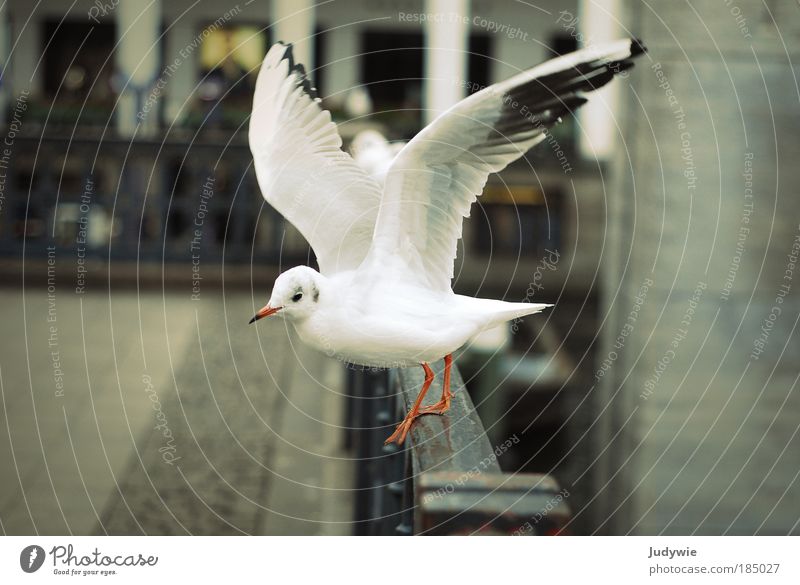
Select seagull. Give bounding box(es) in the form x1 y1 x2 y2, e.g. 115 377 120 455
248 39 646 445
349 129 406 185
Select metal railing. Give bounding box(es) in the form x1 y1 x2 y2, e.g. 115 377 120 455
346 361 570 535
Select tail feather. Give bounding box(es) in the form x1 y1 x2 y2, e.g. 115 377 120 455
456 295 553 328
493 301 553 324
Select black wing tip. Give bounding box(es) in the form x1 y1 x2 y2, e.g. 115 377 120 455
606 39 646 79
567 94 588 110
277 40 320 100
630 38 648 57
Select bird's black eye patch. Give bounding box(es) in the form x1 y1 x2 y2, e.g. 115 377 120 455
291 292 303 303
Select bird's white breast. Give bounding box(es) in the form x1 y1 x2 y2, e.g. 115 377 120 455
291 276 481 368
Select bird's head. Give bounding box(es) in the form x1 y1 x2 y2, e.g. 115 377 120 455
249 265 324 324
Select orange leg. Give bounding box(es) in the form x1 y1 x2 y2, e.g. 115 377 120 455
419 354 454 415
384 363 435 446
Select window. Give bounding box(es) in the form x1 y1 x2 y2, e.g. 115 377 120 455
360 29 494 134
42 20 116 104
184 23 268 130
361 30 423 112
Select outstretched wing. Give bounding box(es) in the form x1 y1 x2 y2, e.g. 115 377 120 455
249 42 383 275
366 38 646 291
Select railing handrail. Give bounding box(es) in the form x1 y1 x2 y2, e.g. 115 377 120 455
348 361 571 535
395 362 499 476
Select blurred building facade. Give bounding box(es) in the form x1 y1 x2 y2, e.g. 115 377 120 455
0 0 604 281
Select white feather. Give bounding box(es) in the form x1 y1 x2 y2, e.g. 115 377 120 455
249 43 383 275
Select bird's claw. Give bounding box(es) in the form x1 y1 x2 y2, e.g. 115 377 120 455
419 398 451 416
384 416 417 445
385 398 453 444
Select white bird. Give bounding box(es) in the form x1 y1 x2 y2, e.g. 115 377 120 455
349 129 405 185
249 39 646 445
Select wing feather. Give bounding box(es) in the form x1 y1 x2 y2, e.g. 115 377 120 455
367 38 646 290
249 43 383 275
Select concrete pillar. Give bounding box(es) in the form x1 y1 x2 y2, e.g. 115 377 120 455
10 2 41 98
423 0 470 125
0 1 11 118
577 0 623 160
322 24 358 99
115 0 162 137
596 0 800 535
575 0 627 533
163 20 194 127
271 0 315 72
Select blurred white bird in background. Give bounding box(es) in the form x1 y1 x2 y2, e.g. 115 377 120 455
343 85 373 118
248 39 646 445
349 129 406 185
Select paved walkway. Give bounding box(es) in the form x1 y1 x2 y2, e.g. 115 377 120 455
0 288 353 535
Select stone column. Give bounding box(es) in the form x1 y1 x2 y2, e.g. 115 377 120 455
10 2 41 98
577 0 623 160
162 19 194 128
271 0 315 72
322 24 358 99
0 2 9 117
423 0 470 126
115 0 162 137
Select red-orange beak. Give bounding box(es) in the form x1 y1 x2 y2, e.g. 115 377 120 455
249 305 281 324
